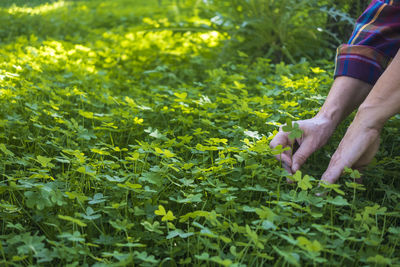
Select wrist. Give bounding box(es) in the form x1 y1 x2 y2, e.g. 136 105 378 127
308 115 337 141
314 106 343 129
315 76 373 127
355 104 386 131
314 110 341 128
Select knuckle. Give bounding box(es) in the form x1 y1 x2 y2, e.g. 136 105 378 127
269 141 276 148
269 133 287 148
294 152 308 163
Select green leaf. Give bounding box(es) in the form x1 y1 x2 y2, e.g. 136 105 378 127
174 92 187 99
366 255 392 265
282 118 293 132
195 252 210 260
65 191 89 202
326 195 349 206
273 246 300 266
58 231 85 242
58 215 87 227
0 143 14 156
154 205 166 216
88 193 107 204
270 144 290 155
36 155 54 168
288 127 302 140
297 236 323 253
179 210 210 222
77 165 96 176
166 229 194 239
298 175 312 190
292 170 302 182
162 211 176 221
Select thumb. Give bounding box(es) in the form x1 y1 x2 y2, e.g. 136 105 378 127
321 164 344 184
291 138 315 173
321 151 346 184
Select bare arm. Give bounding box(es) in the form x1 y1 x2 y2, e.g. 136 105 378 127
316 76 372 128
322 50 400 183
357 50 400 127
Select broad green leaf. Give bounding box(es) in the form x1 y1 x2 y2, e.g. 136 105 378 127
154 205 166 216
0 143 14 156
270 144 290 155
366 255 392 265
125 182 142 189
58 215 87 227
292 170 302 182
134 117 143 125
79 110 94 119
174 92 187 99
65 191 89 202
163 149 175 158
326 195 349 206
180 210 210 222
36 155 55 168
162 211 176 221
282 118 293 132
91 148 110 156
298 175 312 190
297 236 322 253
273 246 300 266
77 165 96 176
125 96 137 107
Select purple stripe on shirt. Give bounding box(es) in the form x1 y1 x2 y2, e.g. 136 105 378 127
334 0 400 84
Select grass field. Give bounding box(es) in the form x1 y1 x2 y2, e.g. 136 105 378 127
0 0 399 266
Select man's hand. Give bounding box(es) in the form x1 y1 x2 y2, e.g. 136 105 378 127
269 76 372 176
321 116 380 184
269 117 336 174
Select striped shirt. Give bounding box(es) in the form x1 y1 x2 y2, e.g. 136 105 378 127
334 0 400 84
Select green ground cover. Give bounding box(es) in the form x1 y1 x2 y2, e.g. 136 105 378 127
0 0 399 266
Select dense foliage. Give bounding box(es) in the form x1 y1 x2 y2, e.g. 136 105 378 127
0 0 399 266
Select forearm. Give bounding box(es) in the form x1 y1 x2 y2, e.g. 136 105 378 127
321 51 400 184
316 76 373 127
356 50 400 129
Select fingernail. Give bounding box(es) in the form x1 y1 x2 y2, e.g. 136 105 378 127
292 164 299 172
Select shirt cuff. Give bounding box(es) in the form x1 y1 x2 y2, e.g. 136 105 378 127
334 44 392 85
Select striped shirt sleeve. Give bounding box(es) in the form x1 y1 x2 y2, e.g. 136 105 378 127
334 0 400 85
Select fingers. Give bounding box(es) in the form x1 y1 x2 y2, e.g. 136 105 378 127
291 137 316 173
282 159 293 175
352 137 380 184
352 136 380 169
321 160 345 184
321 127 380 184
269 131 291 149
321 141 359 184
270 131 293 172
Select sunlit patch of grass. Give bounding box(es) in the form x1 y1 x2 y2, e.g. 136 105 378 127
6 0 68 15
